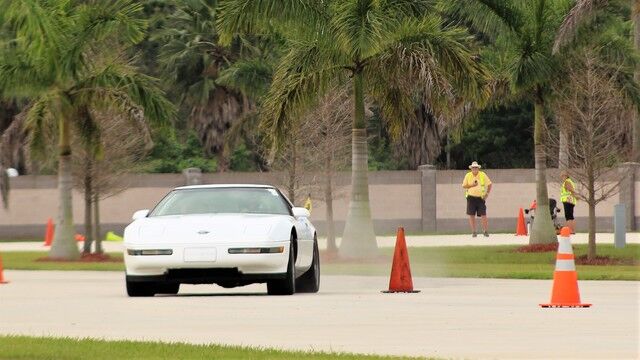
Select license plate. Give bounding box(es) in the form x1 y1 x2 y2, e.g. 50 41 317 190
183 248 217 262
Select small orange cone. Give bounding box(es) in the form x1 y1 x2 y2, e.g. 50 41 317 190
75 234 85 242
515 208 528 236
43 218 54 247
0 254 9 284
540 227 591 308
382 227 420 293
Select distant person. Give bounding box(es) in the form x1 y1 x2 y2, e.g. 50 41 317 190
304 193 312 213
462 161 492 237
560 171 577 233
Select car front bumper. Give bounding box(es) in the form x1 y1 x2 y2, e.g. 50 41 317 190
124 240 290 279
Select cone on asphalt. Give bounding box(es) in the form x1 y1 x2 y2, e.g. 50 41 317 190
0 254 9 284
540 227 591 308
516 208 528 236
43 218 54 246
382 227 420 293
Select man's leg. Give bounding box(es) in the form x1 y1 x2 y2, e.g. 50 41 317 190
567 219 576 233
481 215 489 232
468 216 477 235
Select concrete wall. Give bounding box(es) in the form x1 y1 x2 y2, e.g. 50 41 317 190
1 167 638 238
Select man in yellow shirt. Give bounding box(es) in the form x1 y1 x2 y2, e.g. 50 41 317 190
462 161 492 237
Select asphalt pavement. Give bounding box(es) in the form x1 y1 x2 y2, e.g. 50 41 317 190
0 271 638 359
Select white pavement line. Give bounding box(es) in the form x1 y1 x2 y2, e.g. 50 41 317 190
0 271 638 359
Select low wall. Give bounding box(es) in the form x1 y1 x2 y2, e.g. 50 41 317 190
1 167 638 238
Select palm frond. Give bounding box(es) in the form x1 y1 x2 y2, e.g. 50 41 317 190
24 94 54 159
216 0 329 44
4 0 67 60
71 62 176 126
329 0 391 60
443 0 524 39
377 17 490 104
553 0 610 53
260 38 345 150
216 58 273 99
64 0 147 77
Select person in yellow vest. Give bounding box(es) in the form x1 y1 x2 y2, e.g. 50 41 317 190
462 161 492 237
304 193 312 214
560 171 577 233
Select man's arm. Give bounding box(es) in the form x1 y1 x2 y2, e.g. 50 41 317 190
485 183 492 198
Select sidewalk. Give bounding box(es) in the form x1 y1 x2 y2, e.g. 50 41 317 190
1 232 638 253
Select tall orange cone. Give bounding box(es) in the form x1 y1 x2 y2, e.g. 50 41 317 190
515 208 528 236
382 227 420 293
43 218 54 247
0 254 9 284
540 227 591 308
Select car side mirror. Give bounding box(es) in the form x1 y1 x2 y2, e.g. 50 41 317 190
132 209 150 221
292 207 310 218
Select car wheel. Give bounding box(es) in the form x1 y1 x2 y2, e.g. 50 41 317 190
156 282 180 295
295 237 320 293
267 239 296 295
126 279 156 297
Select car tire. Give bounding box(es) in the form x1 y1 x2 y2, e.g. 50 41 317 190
156 282 180 295
295 237 320 293
267 239 295 295
126 279 156 297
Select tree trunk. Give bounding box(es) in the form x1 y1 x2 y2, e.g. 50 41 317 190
287 134 297 204
558 124 569 170
529 98 557 244
94 190 102 254
587 199 596 260
633 7 640 162
324 152 337 254
50 118 80 260
587 161 596 260
339 70 377 258
82 159 93 254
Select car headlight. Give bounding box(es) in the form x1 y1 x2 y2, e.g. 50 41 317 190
127 249 173 256
228 246 285 254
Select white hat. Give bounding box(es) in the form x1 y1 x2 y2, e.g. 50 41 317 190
469 161 481 169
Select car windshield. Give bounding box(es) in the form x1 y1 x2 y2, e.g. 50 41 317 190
149 187 291 216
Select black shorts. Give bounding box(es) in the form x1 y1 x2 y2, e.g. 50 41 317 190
467 196 486 216
563 202 575 221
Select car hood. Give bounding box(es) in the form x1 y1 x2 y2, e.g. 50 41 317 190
128 213 289 244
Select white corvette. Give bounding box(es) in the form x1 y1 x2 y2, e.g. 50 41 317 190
123 184 319 297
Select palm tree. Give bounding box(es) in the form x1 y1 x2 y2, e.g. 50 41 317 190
0 0 174 260
217 0 488 258
447 0 632 244
155 0 257 170
448 0 633 244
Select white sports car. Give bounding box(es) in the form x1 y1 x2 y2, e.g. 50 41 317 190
123 184 319 297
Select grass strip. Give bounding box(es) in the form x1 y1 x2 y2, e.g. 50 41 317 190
1 245 638 280
0 335 429 360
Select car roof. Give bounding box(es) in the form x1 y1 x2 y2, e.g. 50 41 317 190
174 184 276 191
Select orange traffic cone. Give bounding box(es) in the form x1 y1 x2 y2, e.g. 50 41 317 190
0 254 9 284
540 227 591 308
43 218 54 246
515 208 528 236
382 227 420 293
75 234 85 242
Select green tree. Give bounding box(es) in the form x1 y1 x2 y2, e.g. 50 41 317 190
0 0 174 260
218 0 488 258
